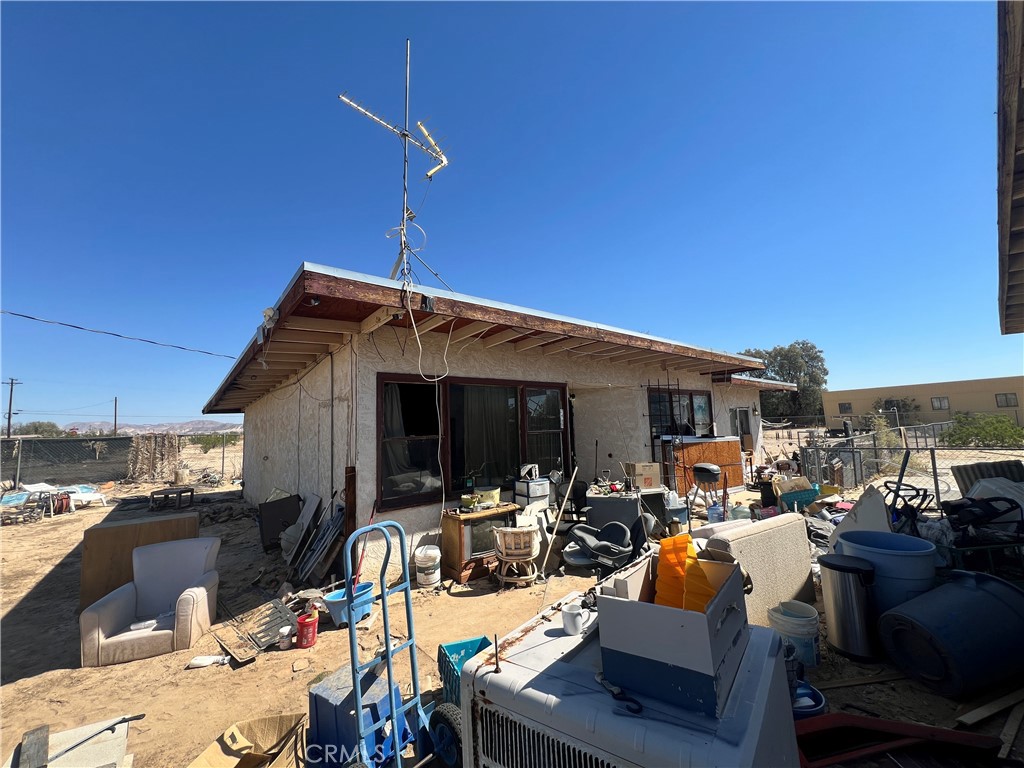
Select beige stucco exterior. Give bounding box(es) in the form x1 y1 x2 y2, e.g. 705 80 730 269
822 376 1024 427
242 327 764 560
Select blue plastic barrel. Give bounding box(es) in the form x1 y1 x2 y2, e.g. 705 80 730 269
324 582 374 627
835 530 935 615
879 571 1024 698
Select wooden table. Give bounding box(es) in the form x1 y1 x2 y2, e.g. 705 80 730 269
149 486 195 510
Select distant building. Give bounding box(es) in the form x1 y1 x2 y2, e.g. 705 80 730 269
822 376 1024 428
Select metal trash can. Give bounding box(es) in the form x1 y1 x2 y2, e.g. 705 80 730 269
819 553 876 660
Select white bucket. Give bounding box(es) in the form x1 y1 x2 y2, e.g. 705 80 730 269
414 545 441 587
768 600 820 668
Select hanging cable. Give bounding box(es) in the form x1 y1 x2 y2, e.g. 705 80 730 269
2 310 235 359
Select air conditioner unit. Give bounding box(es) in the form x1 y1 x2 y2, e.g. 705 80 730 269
459 563 799 767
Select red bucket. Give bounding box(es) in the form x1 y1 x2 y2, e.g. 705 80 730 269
296 612 319 649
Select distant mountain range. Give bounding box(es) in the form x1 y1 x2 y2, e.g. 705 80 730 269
64 420 244 435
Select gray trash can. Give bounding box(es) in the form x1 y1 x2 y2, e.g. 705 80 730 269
819 553 876 660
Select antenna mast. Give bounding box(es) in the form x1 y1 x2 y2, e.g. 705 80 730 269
339 39 448 281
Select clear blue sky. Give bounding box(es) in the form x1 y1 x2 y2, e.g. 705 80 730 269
2 2 1021 426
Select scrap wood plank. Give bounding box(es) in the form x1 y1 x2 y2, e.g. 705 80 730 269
999 702 1024 759
957 686 1024 727
16 725 49 768
815 671 905 691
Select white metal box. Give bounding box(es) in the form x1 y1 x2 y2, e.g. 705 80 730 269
459 584 798 767
597 552 749 717
514 479 550 498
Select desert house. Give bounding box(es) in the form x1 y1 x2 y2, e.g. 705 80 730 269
203 263 792 543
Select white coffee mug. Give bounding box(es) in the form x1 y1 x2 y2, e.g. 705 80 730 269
562 603 584 636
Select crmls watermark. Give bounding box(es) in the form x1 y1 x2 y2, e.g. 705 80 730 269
305 743 388 765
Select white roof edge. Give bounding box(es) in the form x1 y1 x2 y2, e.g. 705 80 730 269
732 374 798 390
299 261 764 365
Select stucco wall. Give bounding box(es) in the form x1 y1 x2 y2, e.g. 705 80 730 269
241 328 761 573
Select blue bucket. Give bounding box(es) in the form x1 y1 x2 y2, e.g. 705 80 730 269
323 582 374 627
835 530 935 615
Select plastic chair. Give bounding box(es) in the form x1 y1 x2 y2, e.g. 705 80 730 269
494 525 540 587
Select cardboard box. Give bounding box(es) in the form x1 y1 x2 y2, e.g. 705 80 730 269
514 479 550 498
187 713 306 767
597 552 749 717
623 462 661 489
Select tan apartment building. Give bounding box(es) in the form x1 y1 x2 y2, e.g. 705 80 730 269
822 376 1024 428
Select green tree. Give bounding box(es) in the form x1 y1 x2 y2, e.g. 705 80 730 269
739 340 828 419
11 421 65 437
940 413 1024 448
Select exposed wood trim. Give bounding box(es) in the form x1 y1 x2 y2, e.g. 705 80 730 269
627 352 679 366
361 306 399 335
514 333 563 353
264 341 332 354
244 360 308 370
604 349 663 363
480 327 532 349
412 314 455 334
261 351 321 361
449 320 494 345
270 329 349 346
567 341 622 357
282 317 362 334
542 338 592 356
999 0 1024 334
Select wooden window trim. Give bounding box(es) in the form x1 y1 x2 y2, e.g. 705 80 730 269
376 373 568 511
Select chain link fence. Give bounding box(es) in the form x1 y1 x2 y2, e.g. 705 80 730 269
1 436 133 486
800 425 1024 508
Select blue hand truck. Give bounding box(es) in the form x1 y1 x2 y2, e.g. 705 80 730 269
340 520 462 768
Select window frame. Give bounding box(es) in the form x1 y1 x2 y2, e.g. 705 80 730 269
838 402 853 414
996 392 1020 408
376 373 569 511
647 387 714 460
931 396 949 411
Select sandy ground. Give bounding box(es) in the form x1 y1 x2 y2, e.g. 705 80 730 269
0 482 595 766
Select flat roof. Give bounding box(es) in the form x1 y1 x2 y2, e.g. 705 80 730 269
203 263 765 413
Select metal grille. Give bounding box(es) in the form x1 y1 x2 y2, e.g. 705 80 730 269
475 704 625 768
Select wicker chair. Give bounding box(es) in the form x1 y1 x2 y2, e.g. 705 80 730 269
493 525 540 587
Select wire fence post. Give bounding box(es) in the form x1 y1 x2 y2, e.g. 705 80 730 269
930 447 941 508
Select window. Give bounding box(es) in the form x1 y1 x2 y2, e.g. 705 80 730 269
883 399 899 411
378 376 568 509
838 402 853 414
931 396 949 411
997 393 1020 408
647 388 712 445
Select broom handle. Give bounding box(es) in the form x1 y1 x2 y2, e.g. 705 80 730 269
541 465 579 574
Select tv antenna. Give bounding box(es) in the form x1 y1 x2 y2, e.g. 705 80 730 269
339 39 449 282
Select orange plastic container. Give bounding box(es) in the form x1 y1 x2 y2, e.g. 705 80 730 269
296 612 319 648
655 534 716 613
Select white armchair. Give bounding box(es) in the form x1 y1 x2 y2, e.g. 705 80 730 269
80 536 221 667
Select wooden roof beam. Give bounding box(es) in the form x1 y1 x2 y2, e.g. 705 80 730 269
260 351 320 362
514 333 564 353
270 329 348 346
481 328 533 349
361 306 400 334
281 317 361 334
412 314 456 334
627 353 679 366
263 341 332 355
567 342 622 357
449 321 495 345
541 338 592 356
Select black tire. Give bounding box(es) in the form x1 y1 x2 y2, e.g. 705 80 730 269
429 702 463 768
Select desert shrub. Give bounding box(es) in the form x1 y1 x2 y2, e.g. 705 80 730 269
188 433 240 454
940 413 1024 449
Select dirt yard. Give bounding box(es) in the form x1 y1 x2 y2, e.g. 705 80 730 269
0 482 594 765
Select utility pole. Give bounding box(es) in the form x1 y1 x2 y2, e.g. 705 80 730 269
113 397 118 436
5 378 21 438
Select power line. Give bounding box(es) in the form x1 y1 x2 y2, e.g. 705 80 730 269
1 310 236 359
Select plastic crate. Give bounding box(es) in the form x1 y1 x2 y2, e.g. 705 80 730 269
438 635 491 706
779 484 820 512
